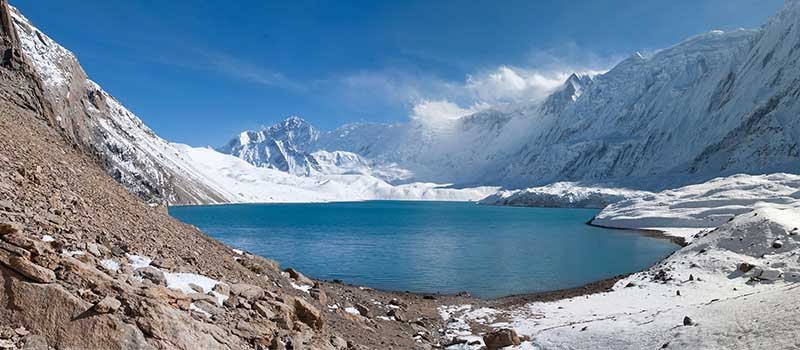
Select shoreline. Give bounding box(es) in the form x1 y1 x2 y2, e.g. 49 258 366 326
586 218 689 247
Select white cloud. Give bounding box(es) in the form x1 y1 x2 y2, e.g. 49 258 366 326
411 100 489 125
464 65 572 105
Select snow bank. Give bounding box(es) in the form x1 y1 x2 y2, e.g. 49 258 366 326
164 272 227 306
479 182 649 208
591 173 800 240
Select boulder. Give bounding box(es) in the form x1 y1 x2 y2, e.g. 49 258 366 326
151 258 176 270
239 255 280 274
188 283 204 293
354 303 371 318
0 222 21 236
133 267 166 286
294 298 324 330
387 308 406 322
310 286 327 305
284 268 314 285
193 300 225 317
757 269 782 281
683 316 693 326
483 329 521 349
6 256 54 283
94 296 121 314
738 263 755 273
212 283 230 298
230 283 264 300
253 301 275 319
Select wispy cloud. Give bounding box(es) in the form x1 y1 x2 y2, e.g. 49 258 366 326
199 51 307 93
325 43 619 125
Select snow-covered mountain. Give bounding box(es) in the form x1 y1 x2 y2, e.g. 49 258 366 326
218 116 322 175
12 0 800 205
252 1 800 191
9 6 495 205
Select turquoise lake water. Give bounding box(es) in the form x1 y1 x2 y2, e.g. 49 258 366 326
169 201 677 298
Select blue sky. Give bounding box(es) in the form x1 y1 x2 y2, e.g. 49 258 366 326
14 0 783 146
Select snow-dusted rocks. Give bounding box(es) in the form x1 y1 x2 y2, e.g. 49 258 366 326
479 182 650 208
591 173 800 241
442 190 800 350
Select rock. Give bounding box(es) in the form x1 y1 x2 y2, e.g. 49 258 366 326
0 222 21 236
388 298 406 308
188 283 204 293
21 335 48 350
13 327 29 337
194 300 225 317
483 329 521 349
0 339 15 349
0 240 31 259
187 292 216 303
253 301 275 319
284 268 314 285
354 303 371 318
683 316 693 326
275 311 294 330
239 254 280 274
330 336 348 349
0 200 17 211
757 269 782 281
94 296 121 314
223 295 239 308
738 263 755 273
772 240 783 249
310 286 327 305
212 283 230 298
230 283 264 300
151 257 176 270
294 298 324 330
45 213 65 226
387 308 406 322
6 255 54 283
133 267 167 286
85 243 102 257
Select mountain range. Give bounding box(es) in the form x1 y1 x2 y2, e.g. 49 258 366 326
10 1 800 205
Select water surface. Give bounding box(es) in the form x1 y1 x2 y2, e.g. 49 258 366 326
170 201 676 298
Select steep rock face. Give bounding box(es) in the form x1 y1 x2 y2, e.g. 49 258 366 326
0 0 51 125
9 7 227 205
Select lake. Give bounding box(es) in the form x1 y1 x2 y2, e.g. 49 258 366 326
169 201 677 298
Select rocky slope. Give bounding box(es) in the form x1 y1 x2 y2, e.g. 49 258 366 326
8 6 232 205
0 2 465 349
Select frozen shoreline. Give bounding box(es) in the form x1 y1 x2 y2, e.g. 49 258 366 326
440 173 800 349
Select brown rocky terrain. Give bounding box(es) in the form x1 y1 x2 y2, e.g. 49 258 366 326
0 1 469 348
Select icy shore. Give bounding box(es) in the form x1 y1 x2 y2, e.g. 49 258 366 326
442 173 800 349
478 182 649 209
